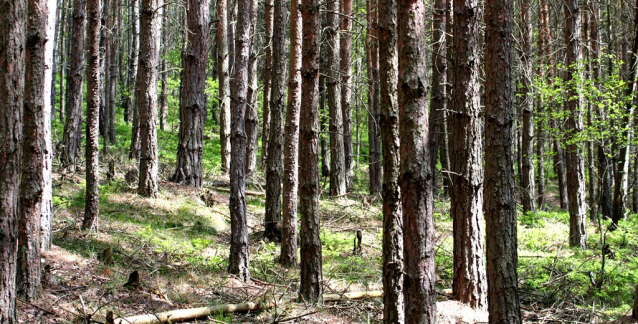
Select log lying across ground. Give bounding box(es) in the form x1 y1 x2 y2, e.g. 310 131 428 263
114 291 382 324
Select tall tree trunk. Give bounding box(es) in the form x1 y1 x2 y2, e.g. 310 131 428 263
398 0 436 322
451 0 488 309
535 2 546 210
366 1 381 194
56 1 68 123
171 0 209 188
299 0 323 303
59 0 86 170
261 0 274 170
137 0 162 198
430 0 446 193
520 0 536 214
128 0 142 161
0 3 26 320
50 0 62 117
633 153 638 214
320 75 330 177
378 0 404 320
244 0 258 176
228 0 251 282
159 11 168 132
443 0 453 197
125 0 139 125
279 0 302 267
108 0 117 144
340 0 354 190
327 0 346 197
484 0 522 321
217 0 231 173
264 0 287 241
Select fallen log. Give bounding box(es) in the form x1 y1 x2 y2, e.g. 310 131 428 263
213 187 265 197
114 290 382 324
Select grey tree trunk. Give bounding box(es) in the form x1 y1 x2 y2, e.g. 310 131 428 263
327 0 346 197
171 0 210 188
137 0 162 198
484 0 522 321
366 0 381 195
125 0 139 125
520 0 536 214
107 0 117 144
261 0 274 170
244 0 259 176
340 0 354 191
159 11 168 132
217 0 231 173
320 75 330 177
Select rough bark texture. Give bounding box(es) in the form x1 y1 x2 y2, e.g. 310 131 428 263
264 0 287 241
430 0 447 192
60 0 86 170
366 0 381 195
397 0 436 322
228 0 251 282
244 0 258 176
106 0 118 144
299 0 323 304
261 0 274 170
327 0 346 197
82 0 101 231
484 0 522 322
217 0 231 173
279 0 302 267
340 0 353 191
520 0 536 214
378 0 404 320
451 0 487 309
563 0 588 247
0 2 25 321
171 0 209 188
159 11 168 132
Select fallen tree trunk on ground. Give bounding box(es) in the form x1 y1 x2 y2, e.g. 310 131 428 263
213 187 265 197
114 291 382 324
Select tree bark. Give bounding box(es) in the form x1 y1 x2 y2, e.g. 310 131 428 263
378 0 404 320
108 0 117 144
398 0 436 322
320 74 330 177
244 0 259 176
327 0 346 197
137 0 162 198
430 0 447 194
81 0 101 231
443 0 453 197
451 0 488 309
261 0 274 170
279 0 302 267
366 1 381 195
59 0 86 170
299 0 323 303
159 11 168 132
340 0 353 190
484 0 522 322
171 0 209 188
217 0 231 173
125 0 139 125
520 0 536 214
228 0 251 282
563 0 588 247
264 0 288 241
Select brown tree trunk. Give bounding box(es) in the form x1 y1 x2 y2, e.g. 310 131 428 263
563 0 588 247
244 0 258 176
81 0 101 231
228 0 251 282
217 0 231 173
320 75 330 177
261 0 274 170
59 0 86 170
520 0 536 214
340 0 354 190
398 0 436 322
264 0 287 241
159 12 168 132
299 0 323 303
484 0 522 322
327 0 346 197
99 0 110 143
137 0 162 198
125 0 139 125
430 0 446 193
536 0 551 211
279 0 302 267
366 1 381 195
378 0 404 320
171 0 209 188
108 0 117 144
0 3 26 320
451 0 487 309
443 0 453 197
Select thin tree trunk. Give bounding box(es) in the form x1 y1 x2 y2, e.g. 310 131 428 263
340 0 354 190
137 0 162 198
484 0 522 321
108 0 118 144
228 0 251 282
398 0 436 321
279 0 302 267
520 0 536 214
443 0 453 197
244 0 258 176
378 0 404 320
217 0 231 173
366 0 381 194
125 0 139 125
159 9 168 131
451 0 488 309
320 74 330 177
57 3 68 123
261 0 274 170
50 0 63 117
299 0 323 303
535 3 547 209
430 0 446 194
327 0 346 197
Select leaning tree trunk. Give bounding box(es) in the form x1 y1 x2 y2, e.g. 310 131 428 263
484 0 522 322
451 0 488 309
217 0 231 173
327 0 346 197
261 0 274 170
59 0 87 171
228 0 251 282
244 0 259 176
378 0 404 320
340 0 354 190
81 0 101 231
299 0 323 304
171 0 210 188
397 0 437 322
563 0 588 247
264 0 288 241
279 0 302 267
137 0 162 198
520 0 536 214
366 0 381 195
